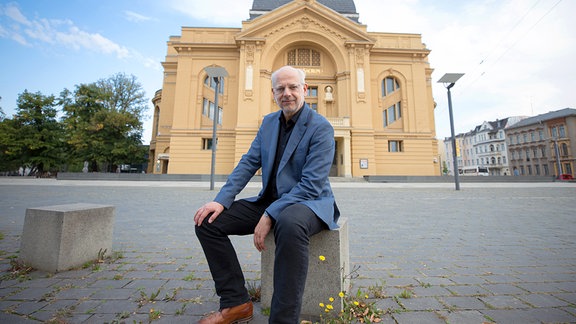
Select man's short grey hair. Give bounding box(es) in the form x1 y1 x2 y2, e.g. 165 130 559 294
271 66 306 85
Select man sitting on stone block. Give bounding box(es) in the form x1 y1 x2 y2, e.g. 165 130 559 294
194 65 340 324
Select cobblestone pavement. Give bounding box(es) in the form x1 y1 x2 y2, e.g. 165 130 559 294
0 178 575 323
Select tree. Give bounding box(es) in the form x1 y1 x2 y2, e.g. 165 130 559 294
61 73 148 172
1 91 65 175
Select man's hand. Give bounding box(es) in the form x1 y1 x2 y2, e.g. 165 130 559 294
194 201 224 226
254 214 273 252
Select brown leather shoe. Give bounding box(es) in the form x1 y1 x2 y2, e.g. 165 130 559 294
198 301 253 324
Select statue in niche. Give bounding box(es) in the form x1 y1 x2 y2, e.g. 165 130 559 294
324 86 334 102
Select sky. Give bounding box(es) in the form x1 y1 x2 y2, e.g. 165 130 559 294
1 0 575 143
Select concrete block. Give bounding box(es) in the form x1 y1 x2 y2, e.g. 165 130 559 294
261 218 349 316
20 203 115 273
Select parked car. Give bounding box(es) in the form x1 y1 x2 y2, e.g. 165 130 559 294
559 174 574 180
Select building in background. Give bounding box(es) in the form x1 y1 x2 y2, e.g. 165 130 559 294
444 117 525 176
148 0 439 177
505 108 576 178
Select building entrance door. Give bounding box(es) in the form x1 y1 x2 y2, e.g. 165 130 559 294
330 139 338 176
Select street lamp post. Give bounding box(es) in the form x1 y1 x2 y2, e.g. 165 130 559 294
438 73 464 191
204 66 228 190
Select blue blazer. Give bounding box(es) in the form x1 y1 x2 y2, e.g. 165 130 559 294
214 104 340 230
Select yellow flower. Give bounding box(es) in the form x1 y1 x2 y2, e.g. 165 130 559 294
324 308 330 313
327 304 334 310
319 255 326 261
365 294 369 299
319 303 325 308
339 291 345 298
354 301 360 306
329 297 334 302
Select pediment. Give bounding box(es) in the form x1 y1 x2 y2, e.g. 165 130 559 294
236 0 373 44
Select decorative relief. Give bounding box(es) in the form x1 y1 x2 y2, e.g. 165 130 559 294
263 16 346 41
246 44 255 63
355 48 365 64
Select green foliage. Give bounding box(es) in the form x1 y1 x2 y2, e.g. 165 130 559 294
61 73 148 172
0 73 149 173
0 91 65 175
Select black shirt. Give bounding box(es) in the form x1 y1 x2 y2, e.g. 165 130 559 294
263 107 304 200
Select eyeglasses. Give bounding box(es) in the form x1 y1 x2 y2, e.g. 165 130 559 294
273 84 302 95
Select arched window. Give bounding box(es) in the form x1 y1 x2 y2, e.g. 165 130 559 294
287 48 321 66
381 76 402 128
204 76 224 93
381 77 400 97
202 76 224 125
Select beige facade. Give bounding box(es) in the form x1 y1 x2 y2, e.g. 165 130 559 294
505 108 576 177
148 0 439 177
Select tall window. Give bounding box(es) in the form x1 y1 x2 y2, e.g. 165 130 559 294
203 77 223 125
559 125 566 138
306 86 318 111
381 77 400 97
383 103 401 127
287 48 321 66
562 143 569 156
204 76 224 93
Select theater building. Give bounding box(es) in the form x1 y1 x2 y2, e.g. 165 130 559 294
148 0 439 177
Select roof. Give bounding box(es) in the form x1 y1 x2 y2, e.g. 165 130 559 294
249 0 359 22
505 108 576 130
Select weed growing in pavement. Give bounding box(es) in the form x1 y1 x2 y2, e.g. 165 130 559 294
247 280 261 302
310 257 385 324
1 256 34 282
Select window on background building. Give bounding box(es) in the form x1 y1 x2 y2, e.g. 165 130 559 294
520 166 525 175
530 132 535 141
388 140 403 152
565 163 573 175
539 130 544 140
383 103 402 127
523 133 528 143
543 164 549 175
551 126 558 138
526 148 530 160
541 147 546 157
535 164 540 175
310 103 318 111
517 135 521 144
533 148 538 158
382 77 400 97
527 165 532 175
503 156 507 164
287 48 321 66
559 125 566 138
562 143 569 156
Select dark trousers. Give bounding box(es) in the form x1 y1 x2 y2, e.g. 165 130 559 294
195 199 325 324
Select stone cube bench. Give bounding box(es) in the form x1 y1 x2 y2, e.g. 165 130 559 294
260 217 349 316
20 203 115 273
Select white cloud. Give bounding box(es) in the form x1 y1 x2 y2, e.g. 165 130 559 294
0 3 159 68
124 10 154 23
3 2 30 25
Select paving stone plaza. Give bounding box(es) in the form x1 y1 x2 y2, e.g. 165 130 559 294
0 178 575 323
